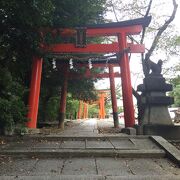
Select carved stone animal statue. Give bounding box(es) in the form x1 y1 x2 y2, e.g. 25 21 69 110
145 59 163 75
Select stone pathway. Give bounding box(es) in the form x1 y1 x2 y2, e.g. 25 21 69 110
0 156 179 179
0 119 180 179
62 119 99 136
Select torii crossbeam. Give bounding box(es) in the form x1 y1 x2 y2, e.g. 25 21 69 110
27 16 151 128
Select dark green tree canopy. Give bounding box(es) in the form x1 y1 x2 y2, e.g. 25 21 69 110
52 0 106 27
0 0 107 129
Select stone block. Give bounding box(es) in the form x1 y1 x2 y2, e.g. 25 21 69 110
60 140 85 149
147 96 174 105
27 128 40 134
144 76 165 86
61 158 97 175
151 136 180 166
130 138 161 149
137 77 173 92
121 128 136 135
124 158 167 175
0 158 37 176
143 125 180 140
141 106 173 125
96 158 129 176
31 159 63 175
109 138 136 149
86 139 113 149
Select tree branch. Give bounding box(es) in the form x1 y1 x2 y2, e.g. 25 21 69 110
132 87 140 100
111 1 119 22
144 0 178 62
141 0 153 44
128 35 150 51
141 0 153 76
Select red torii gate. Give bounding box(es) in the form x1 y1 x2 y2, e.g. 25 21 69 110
97 90 108 119
57 61 121 128
27 16 151 129
77 90 109 120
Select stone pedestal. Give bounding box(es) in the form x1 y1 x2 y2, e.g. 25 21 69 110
143 124 180 140
142 105 172 125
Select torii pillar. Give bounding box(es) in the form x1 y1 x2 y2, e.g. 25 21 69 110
83 102 88 119
27 56 43 128
77 100 83 119
118 33 135 127
58 66 68 129
109 65 119 128
99 93 106 119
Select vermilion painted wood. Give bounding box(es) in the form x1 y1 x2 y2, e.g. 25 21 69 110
83 102 88 119
28 23 144 128
98 95 102 119
98 93 106 119
27 57 43 128
101 93 106 119
118 34 135 127
45 43 145 54
33 58 43 127
42 25 142 37
77 101 83 119
86 25 142 36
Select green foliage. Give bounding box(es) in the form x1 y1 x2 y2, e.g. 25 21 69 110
0 0 54 132
104 84 122 114
0 68 27 132
88 105 99 118
169 75 180 107
0 98 13 128
0 0 54 61
173 85 180 107
174 36 180 46
0 0 107 128
52 0 106 27
44 96 60 121
68 79 98 101
37 0 106 122
66 95 79 119
117 106 123 113
0 68 12 95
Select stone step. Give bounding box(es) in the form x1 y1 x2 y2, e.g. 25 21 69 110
0 175 180 180
0 149 165 158
1 136 179 166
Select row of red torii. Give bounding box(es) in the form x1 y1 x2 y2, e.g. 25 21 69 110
77 90 109 120
27 16 151 129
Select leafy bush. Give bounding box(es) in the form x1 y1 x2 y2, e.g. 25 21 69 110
46 96 60 121
66 95 79 119
88 105 99 118
0 68 27 134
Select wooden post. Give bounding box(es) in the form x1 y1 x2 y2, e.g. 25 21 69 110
101 93 106 119
86 104 89 119
27 56 43 128
109 65 119 128
118 33 135 127
58 66 68 129
83 102 87 119
98 97 102 119
77 100 83 119
98 93 106 119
